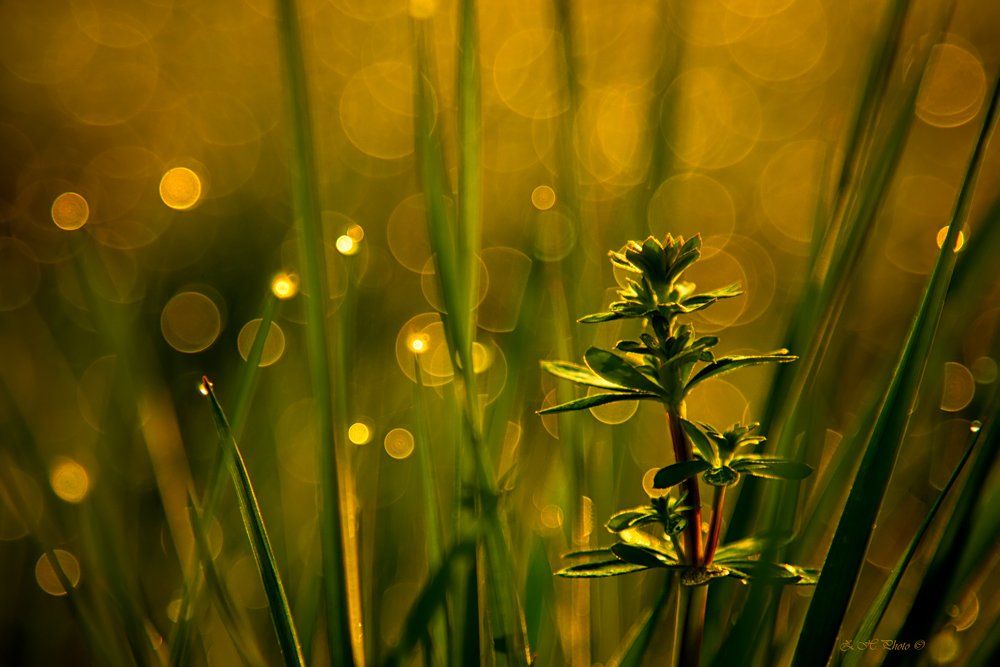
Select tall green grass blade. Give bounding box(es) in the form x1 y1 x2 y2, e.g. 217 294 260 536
411 13 530 665
842 417 983 666
882 395 1000 666
272 1 356 662
791 75 1000 667
201 377 306 667
456 0 481 368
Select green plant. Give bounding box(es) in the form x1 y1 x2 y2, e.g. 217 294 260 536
540 235 817 665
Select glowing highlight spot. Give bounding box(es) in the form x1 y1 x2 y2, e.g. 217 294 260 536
271 273 298 300
348 422 372 445
51 192 89 230
408 333 429 354
49 458 90 503
159 167 202 210
384 428 415 459
35 550 81 596
336 235 358 256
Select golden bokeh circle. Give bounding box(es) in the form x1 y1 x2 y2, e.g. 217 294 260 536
49 458 91 503
237 319 286 367
50 192 90 230
940 362 975 412
339 61 416 160
648 173 735 255
348 422 372 445
384 428 415 460
35 550 81 596
916 43 987 128
160 291 222 353
159 167 203 210
531 185 557 211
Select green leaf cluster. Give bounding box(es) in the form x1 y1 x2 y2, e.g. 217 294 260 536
540 235 795 410
654 421 812 489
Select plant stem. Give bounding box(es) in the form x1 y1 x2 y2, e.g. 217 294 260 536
704 486 726 564
667 406 703 565
679 585 707 667
668 403 705 667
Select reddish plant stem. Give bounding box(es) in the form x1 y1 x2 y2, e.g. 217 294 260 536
704 485 726 564
667 407 703 566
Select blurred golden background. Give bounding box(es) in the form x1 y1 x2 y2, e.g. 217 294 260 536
1 0 999 665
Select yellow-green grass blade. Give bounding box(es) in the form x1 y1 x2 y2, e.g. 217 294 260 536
413 359 449 666
201 377 306 667
791 75 1000 667
272 0 356 662
169 291 279 666
412 14 530 665
842 412 985 667
456 0 482 368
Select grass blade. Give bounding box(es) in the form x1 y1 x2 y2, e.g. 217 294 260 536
201 376 305 667
169 290 280 666
882 395 1000 666
842 415 984 666
272 0 357 662
791 74 1000 667
610 580 674 667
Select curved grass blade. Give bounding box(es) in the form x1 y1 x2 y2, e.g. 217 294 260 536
842 418 984 667
201 376 305 667
791 74 1000 667
610 580 674 667
882 400 1000 667
272 0 356 662
169 291 279 666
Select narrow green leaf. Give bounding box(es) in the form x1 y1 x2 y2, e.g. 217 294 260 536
578 311 625 323
653 459 711 489
843 422 982 667
681 419 719 466
731 456 813 480
556 560 652 579
792 74 1000 667
540 360 634 392
685 351 797 391
537 391 658 415
562 546 616 560
611 543 668 569
201 377 305 667
606 507 658 532
584 347 665 395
